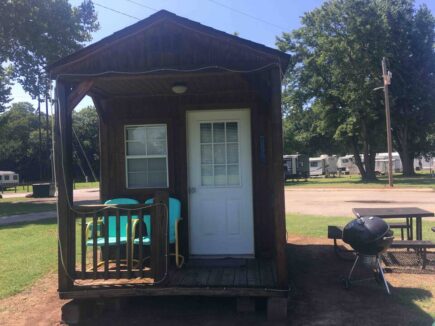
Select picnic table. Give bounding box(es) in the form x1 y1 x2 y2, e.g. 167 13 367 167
352 207 434 241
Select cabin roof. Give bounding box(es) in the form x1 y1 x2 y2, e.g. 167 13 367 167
48 10 290 77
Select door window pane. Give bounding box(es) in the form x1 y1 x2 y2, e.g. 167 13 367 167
199 121 240 186
200 123 212 143
213 123 225 143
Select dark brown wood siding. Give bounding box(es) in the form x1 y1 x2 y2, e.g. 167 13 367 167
95 83 280 261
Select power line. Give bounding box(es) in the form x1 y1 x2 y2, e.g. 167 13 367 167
206 0 287 31
93 2 141 20
125 0 158 12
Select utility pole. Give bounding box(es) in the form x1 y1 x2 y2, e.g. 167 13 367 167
382 57 393 187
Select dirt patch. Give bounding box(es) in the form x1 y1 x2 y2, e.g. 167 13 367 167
0 237 434 325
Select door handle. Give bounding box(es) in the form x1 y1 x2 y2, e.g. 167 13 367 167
188 187 196 194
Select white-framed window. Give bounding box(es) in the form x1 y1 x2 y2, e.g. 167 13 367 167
125 124 168 188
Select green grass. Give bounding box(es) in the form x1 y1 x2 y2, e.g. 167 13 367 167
1 184 32 194
0 197 56 217
286 214 435 241
285 172 435 188
0 219 57 299
73 181 99 189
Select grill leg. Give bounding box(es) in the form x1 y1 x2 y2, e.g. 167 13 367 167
347 254 360 281
376 256 390 295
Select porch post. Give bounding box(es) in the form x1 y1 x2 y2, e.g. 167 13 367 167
54 81 74 291
269 66 288 288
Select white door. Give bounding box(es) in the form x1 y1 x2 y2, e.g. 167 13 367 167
187 109 254 256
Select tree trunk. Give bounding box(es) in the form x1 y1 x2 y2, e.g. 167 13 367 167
395 125 415 176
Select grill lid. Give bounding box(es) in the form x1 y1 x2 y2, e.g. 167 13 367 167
343 216 390 246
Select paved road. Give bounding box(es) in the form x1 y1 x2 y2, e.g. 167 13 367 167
0 188 100 226
2 187 435 225
285 187 435 217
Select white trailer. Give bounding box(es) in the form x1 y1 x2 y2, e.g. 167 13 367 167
309 155 338 177
375 152 402 174
0 171 19 190
337 155 357 174
414 157 434 172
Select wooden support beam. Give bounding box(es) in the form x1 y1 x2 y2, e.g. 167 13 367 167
269 67 288 288
151 191 169 281
54 82 74 291
67 80 94 112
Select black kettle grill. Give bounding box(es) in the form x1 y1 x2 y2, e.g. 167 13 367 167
342 216 394 294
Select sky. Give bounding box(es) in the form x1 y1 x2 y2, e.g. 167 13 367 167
9 0 435 110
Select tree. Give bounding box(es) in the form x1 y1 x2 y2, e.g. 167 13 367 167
72 106 100 181
277 0 387 180
0 0 99 101
0 102 50 181
277 0 435 179
379 1 435 175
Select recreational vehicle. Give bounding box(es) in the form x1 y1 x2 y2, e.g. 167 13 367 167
337 155 356 174
283 154 309 180
414 157 434 171
0 171 19 190
48 10 290 320
375 152 403 174
309 155 338 177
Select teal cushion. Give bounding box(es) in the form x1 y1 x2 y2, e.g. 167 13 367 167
144 197 181 244
104 198 140 239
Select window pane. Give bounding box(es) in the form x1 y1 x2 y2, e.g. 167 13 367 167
213 144 225 164
226 122 238 142
226 143 239 164
147 140 166 155
128 172 147 188
148 171 167 187
201 165 213 186
201 144 212 164
128 158 147 172
227 165 239 185
127 141 146 155
126 127 145 141
214 165 226 185
200 123 212 143
213 123 225 143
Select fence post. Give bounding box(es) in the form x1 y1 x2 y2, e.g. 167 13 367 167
150 191 169 282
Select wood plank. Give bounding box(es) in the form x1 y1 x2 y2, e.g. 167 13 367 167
234 262 248 288
221 267 236 287
127 210 132 278
80 214 87 279
115 210 121 278
54 81 74 291
92 212 98 279
269 66 288 288
67 80 94 112
207 267 224 287
60 286 288 300
103 210 109 279
151 192 169 281
247 259 260 287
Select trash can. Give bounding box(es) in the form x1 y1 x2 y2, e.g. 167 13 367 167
32 183 54 197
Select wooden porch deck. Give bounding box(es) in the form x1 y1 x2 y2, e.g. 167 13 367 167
62 259 287 299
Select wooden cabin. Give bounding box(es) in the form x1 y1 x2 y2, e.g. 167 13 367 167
48 10 290 318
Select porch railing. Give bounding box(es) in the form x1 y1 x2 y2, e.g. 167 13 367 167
70 198 168 283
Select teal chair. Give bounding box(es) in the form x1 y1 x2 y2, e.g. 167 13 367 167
132 197 184 268
86 198 139 266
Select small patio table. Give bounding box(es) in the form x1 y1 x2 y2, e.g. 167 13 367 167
352 207 434 241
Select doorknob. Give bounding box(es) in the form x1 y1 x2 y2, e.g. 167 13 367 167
188 187 196 194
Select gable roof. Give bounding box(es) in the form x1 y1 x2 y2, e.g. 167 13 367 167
48 10 290 76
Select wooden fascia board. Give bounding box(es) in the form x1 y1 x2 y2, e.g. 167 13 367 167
67 80 94 112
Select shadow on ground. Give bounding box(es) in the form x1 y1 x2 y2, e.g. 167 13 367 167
61 240 434 326
287 241 434 326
